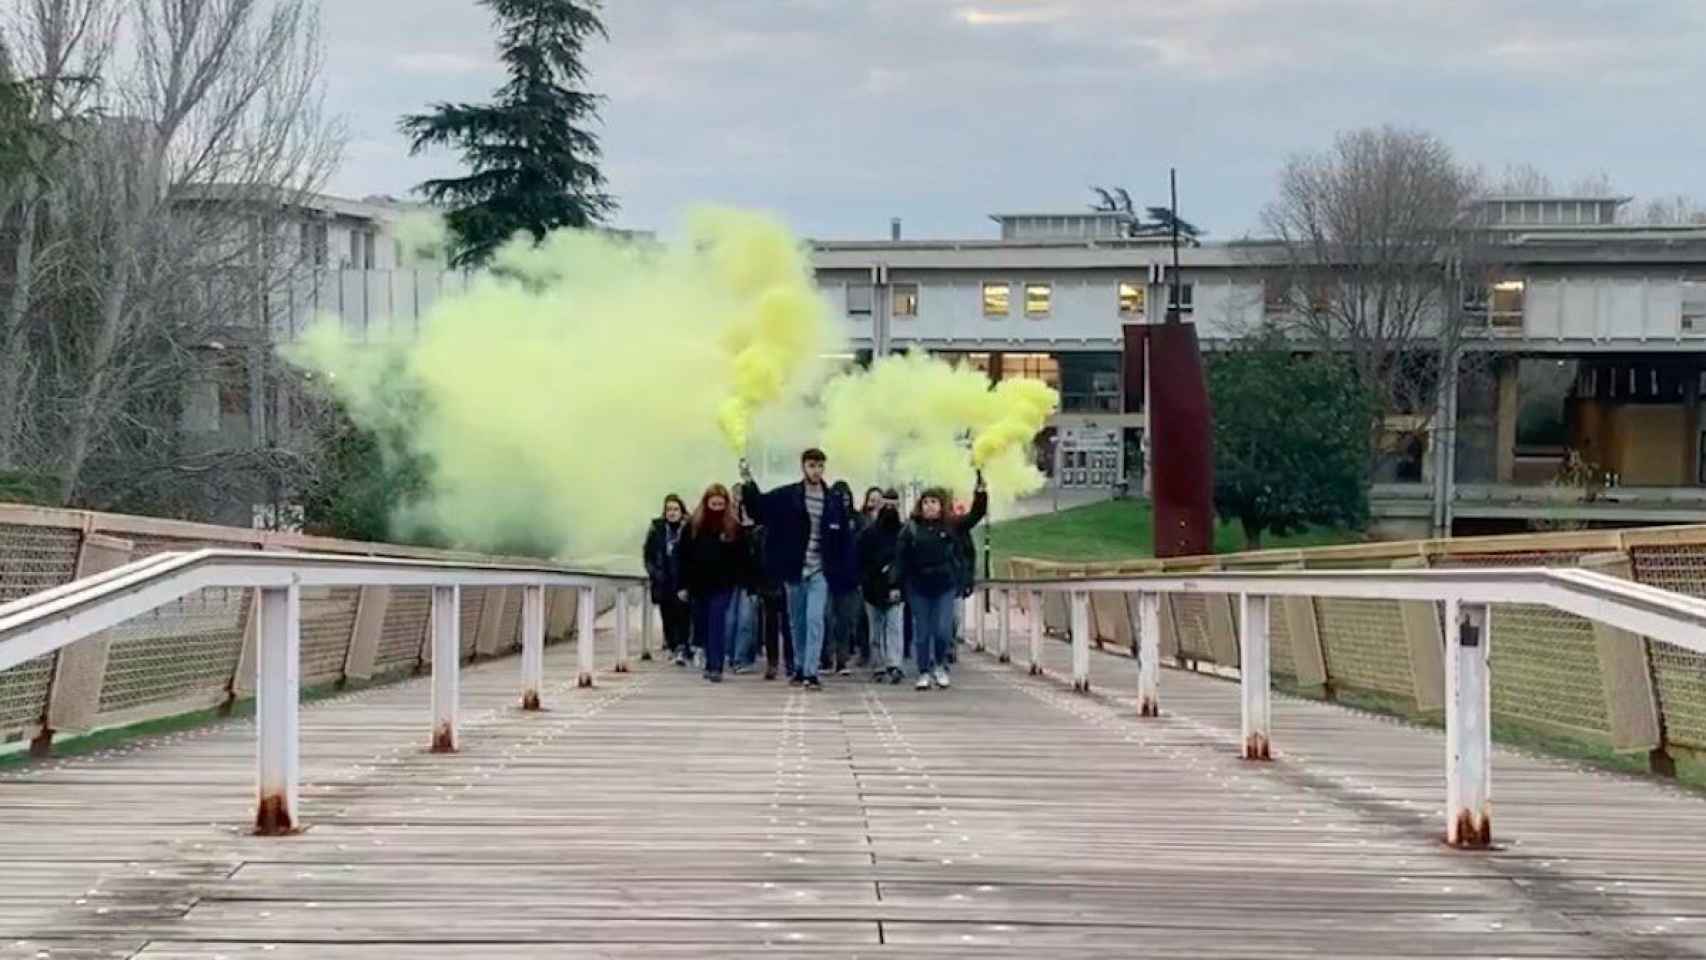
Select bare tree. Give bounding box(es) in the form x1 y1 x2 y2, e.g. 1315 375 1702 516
1261 126 1484 474
0 0 341 516
1635 194 1706 226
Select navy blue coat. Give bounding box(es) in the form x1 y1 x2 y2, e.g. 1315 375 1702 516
740 480 856 589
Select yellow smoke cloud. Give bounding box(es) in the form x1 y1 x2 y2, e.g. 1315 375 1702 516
820 352 1059 514
288 208 1059 560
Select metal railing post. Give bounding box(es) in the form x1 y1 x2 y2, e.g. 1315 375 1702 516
520 584 544 711
1027 588 1043 675
1137 591 1161 717
973 590 987 652
997 588 1012 663
640 590 655 661
255 583 301 836
1240 593 1271 760
1446 598 1492 849
430 585 460 753
614 585 631 673
576 584 596 687
1070 589 1091 692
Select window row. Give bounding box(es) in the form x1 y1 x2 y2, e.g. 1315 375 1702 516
844 280 1192 320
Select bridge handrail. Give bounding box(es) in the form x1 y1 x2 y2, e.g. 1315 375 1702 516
967 567 1706 849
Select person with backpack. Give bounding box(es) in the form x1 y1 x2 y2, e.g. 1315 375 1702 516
895 473 987 691
642 494 693 664
858 487 907 684
739 448 855 690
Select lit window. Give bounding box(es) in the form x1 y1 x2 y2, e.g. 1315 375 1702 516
1489 280 1524 329
983 282 1010 317
892 282 919 319
1118 281 1146 316
1025 283 1052 317
846 283 873 318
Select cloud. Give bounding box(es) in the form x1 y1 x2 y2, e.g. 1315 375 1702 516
322 0 1706 241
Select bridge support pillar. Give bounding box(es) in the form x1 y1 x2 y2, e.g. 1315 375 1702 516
430 585 460 753
1239 594 1271 760
255 584 301 835
1446 599 1492 849
613 586 632 672
1137 592 1161 717
576 585 596 687
997 589 1012 663
1070 590 1091 692
520 585 544 711
1027 590 1043 675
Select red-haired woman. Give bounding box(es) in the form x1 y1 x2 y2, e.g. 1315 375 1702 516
682 483 751 683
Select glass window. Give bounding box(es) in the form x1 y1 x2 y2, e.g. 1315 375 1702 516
1025 282 1052 317
846 283 873 317
983 282 1010 317
892 282 919 319
1001 352 1061 389
1489 280 1524 329
1118 281 1146 317
1167 283 1194 314
1057 352 1121 412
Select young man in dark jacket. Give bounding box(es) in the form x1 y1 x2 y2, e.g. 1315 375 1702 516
739 448 855 689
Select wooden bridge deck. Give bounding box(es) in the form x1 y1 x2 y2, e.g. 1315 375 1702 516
4 630 1706 959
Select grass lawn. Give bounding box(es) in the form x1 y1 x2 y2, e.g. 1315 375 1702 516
986 498 1358 572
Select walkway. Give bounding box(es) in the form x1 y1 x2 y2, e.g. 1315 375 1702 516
4 632 1706 958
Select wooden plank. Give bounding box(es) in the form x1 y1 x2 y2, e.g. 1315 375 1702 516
4 630 1706 958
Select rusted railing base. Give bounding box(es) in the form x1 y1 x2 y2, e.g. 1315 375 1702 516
521 690 542 711
613 663 630 673
254 795 299 836
1137 697 1160 718
1028 664 1042 676
1072 679 1090 694
1242 733 1272 761
430 723 456 754
997 653 1010 663
1446 810 1493 850
576 674 594 688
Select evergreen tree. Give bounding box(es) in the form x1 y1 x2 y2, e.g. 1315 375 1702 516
1207 337 1373 548
400 0 615 267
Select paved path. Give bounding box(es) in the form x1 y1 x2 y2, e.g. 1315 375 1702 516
4 628 1706 958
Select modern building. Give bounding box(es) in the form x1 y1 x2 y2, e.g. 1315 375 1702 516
811 200 1706 537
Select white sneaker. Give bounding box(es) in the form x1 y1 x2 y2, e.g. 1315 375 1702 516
915 675 932 691
932 668 950 689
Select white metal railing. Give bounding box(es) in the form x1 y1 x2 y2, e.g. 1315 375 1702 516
972 567 1706 849
0 549 648 835
7 552 1706 850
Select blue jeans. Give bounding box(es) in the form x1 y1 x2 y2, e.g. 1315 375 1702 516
726 591 758 667
786 571 828 680
908 588 956 676
693 589 736 675
867 602 905 671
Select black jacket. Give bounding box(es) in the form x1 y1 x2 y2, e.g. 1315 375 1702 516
740 479 855 586
681 525 752 596
895 490 988 597
857 514 904 607
642 518 687 603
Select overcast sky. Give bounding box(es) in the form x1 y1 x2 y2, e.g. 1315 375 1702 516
321 0 1706 241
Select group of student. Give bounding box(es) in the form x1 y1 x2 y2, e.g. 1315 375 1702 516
642 447 987 691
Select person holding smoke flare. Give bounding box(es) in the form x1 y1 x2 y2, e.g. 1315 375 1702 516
895 473 987 691
739 448 855 690
858 487 907 684
681 483 751 683
643 494 693 664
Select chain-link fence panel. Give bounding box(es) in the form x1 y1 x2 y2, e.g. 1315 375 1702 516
1314 597 1414 700
1629 544 1706 751
1269 597 1296 679
498 588 523 654
300 587 360 686
0 524 81 741
1434 551 1608 739
459 588 485 659
376 587 431 674
1168 593 1215 661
